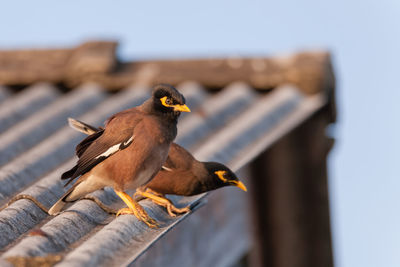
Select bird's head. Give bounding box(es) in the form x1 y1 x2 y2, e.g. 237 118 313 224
204 162 247 192
152 84 190 117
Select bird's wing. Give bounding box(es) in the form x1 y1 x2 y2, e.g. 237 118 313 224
62 128 135 186
61 130 105 185
71 128 135 179
160 143 195 172
62 110 143 187
75 129 105 158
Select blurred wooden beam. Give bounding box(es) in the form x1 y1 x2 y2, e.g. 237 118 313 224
249 107 334 267
0 41 335 98
0 41 117 86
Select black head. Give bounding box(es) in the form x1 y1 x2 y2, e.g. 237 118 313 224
152 84 190 117
203 162 247 191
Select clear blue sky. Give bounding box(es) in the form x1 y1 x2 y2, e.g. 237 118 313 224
1 1 399 266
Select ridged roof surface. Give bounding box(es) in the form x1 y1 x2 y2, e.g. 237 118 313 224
0 41 335 267
0 80 326 266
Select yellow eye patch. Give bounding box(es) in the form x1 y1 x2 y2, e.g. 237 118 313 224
160 96 191 112
215 170 228 182
160 96 173 107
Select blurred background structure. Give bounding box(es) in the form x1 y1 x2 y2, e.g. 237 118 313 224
0 1 399 267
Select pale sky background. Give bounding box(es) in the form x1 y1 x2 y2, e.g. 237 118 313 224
1 1 399 266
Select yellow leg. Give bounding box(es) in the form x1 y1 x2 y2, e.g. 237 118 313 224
135 188 190 217
114 190 158 228
144 188 164 197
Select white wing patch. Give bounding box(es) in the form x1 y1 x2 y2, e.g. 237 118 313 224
95 135 134 159
161 166 173 172
95 143 120 159
123 135 134 146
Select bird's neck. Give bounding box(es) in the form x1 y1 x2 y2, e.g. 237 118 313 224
201 176 220 192
196 163 220 191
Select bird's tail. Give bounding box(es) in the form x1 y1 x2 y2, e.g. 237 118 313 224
48 198 68 216
68 118 100 135
48 184 78 215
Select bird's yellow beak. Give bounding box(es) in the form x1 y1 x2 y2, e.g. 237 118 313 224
231 180 247 192
173 104 191 112
215 170 247 192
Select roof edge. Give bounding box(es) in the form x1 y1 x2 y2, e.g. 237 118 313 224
0 40 334 96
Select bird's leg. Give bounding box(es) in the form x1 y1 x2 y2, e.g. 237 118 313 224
144 188 190 215
135 188 190 217
114 190 158 228
144 188 164 197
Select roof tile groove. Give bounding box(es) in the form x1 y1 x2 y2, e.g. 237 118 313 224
0 84 105 166
0 84 59 134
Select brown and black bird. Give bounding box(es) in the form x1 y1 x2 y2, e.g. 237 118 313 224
67 118 247 217
48 84 190 227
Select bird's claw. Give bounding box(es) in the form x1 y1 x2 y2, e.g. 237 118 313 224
165 204 190 217
116 207 159 228
114 190 158 228
136 188 191 217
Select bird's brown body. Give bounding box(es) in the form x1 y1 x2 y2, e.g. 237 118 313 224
49 84 190 227
144 144 212 196
68 109 174 201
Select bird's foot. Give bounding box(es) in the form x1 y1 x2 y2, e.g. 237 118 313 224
165 203 190 217
115 190 159 228
143 188 164 197
135 188 190 217
116 208 131 216
116 206 158 228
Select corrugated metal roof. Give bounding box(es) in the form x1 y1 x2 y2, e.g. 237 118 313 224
0 84 59 134
0 80 326 266
0 86 10 104
0 41 336 267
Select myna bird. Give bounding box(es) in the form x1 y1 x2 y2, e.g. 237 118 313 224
48 84 190 227
67 118 247 217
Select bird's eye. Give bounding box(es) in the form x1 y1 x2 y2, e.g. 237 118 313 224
165 98 172 105
215 170 228 182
